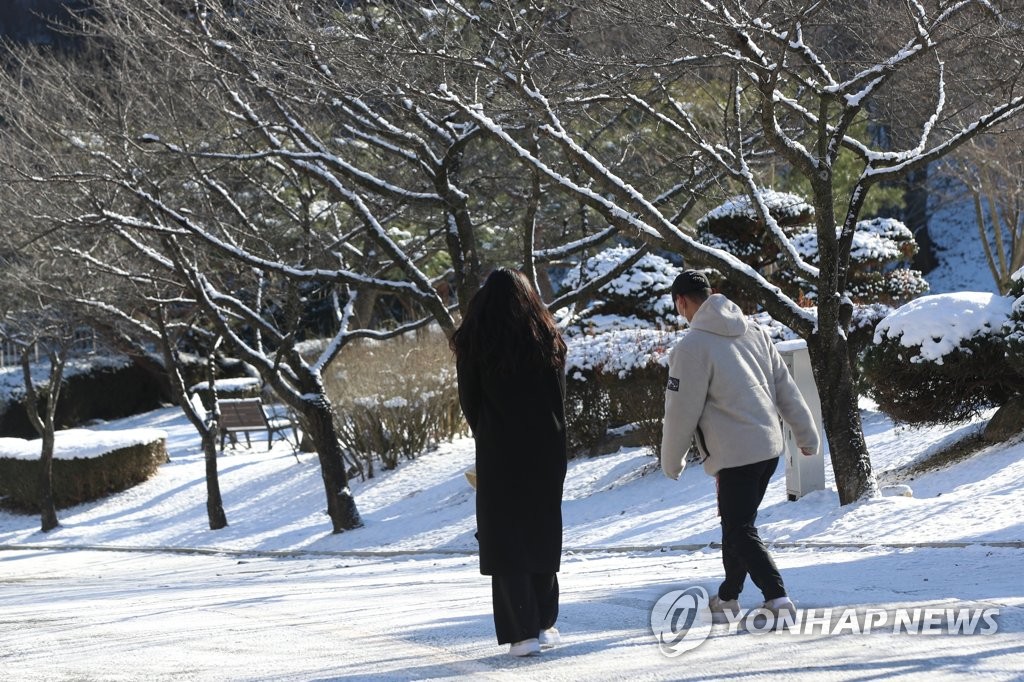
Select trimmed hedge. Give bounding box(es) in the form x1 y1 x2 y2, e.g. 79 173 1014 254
863 334 1017 425
0 438 168 512
0 359 166 438
864 286 1024 427
565 364 666 457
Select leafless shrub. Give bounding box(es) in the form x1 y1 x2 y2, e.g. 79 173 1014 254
324 329 465 476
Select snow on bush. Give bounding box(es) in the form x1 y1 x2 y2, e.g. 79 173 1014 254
696 191 814 299
0 428 168 511
873 292 1013 364
789 217 927 304
566 328 678 379
791 218 912 264
696 190 813 229
1004 267 1024 375
0 428 167 460
851 303 895 332
562 310 800 455
696 188 926 310
559 246 678 324
565 312 798 378
864 292 1021 425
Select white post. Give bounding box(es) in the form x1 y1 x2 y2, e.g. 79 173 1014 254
777 340 826 500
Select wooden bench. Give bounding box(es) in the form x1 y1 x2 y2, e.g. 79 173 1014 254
217 398 299 454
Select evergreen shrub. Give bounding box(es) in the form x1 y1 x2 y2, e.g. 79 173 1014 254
864 290 1022 425
1004 271 1024 376
863 334 1015 425
565 363 667 457
564 327 680 457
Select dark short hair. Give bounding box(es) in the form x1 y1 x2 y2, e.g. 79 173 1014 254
671 269 711 299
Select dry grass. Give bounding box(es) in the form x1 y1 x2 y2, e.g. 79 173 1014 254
324 328 466 476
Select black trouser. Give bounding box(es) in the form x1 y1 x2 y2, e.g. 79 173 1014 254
491 573 559 644
716 457 786 603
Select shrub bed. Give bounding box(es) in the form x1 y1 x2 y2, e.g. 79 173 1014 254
566 363 667 457
564 327 680 457
563 315 800 458
0 429 168 512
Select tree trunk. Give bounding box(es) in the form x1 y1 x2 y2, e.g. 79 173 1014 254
21 348 59 531
201 430 227 530
157 319 229 532
808 331 879 505
905 167 937 274
39 431 58 532
299 394 362 533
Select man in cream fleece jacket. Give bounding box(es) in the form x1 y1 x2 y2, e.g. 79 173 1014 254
661 270 820 617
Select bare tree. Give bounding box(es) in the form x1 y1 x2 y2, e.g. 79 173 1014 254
0 170 97 531
943 129 1024 293
7 0 1016 510
0 5 455 532
0 312 73 532
417 1 1024 503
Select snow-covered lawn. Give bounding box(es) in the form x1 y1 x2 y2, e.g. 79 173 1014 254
1 403 1022 680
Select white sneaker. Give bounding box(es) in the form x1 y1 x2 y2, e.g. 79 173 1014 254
509 638 541 657
538 627 561 648
761 597 797 623
708 595 740 624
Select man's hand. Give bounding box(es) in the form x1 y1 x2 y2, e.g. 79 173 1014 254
800 447 814 456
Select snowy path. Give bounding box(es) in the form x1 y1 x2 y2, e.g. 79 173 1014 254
2 546 1022 681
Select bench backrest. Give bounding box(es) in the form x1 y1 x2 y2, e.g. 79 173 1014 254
218 398 269 431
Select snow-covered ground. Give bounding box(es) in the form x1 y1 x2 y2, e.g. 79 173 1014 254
1 401 1022 680
926 174 1001 296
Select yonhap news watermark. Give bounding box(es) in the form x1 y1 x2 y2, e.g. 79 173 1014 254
651 587 1000 657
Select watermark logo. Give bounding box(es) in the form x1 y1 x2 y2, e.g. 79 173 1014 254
650 586 713 657
652 590 1000 656
714 605 1000 637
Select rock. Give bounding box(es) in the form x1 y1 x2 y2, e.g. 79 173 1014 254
982 396 1024 442
881 484 914 498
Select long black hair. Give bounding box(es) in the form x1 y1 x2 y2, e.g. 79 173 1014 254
450 268 567 375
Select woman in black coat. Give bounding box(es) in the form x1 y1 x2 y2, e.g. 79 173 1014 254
451 268 568 658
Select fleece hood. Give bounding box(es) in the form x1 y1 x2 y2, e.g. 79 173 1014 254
689 293 748 337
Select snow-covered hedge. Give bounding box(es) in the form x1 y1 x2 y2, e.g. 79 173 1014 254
864 291 1022 425
0 428 168 511
563 313 799 456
